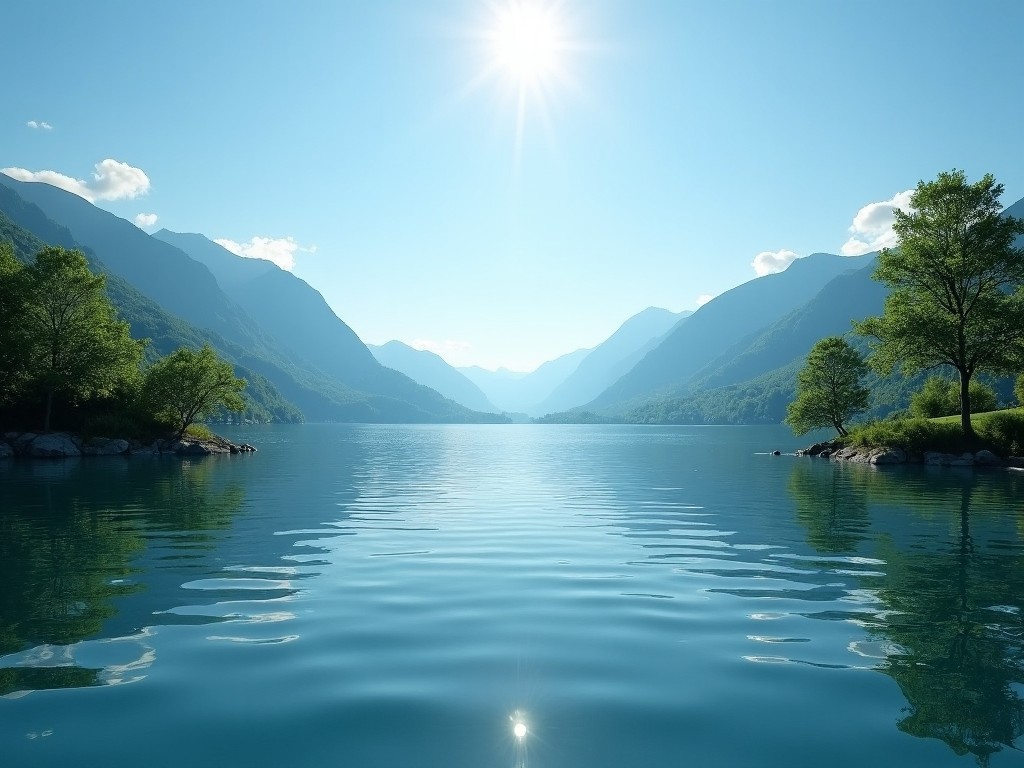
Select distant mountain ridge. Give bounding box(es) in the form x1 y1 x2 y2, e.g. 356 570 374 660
369 341 499 413
459 348 591 415
535 307 691 415
154 229 505 422
587 253 873 410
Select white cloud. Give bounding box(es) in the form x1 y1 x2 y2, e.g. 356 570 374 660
840 189 913 256
213 236 315 271
134 212 158 228
752 248 801 277
26 120 53 130
695 293 715 308
1 159 150 202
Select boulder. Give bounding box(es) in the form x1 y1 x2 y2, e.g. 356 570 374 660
0 441 13 459
83 437 130 456
974 450 1003 467
27 433 82 458
949 452 976 467
870 448 906 465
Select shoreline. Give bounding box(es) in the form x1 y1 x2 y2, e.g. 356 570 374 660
797 439 1024 468
0 431 256 459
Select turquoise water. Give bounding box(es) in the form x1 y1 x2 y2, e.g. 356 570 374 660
2 424 1024 767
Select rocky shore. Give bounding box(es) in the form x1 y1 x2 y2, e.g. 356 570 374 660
0 431 256 459
797 440 1024 468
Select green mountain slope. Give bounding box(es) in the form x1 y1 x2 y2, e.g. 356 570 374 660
0 179 504 423
588 253 872 409
0 203 301 423
153 230 503 423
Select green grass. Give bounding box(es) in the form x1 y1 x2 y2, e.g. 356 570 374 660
930 406 1024 424
845 408 1024 456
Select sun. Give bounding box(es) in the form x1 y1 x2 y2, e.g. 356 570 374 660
489 2 563 83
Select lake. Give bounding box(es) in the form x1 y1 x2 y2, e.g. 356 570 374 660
2 424 1024 767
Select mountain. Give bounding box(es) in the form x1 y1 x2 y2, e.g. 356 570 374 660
152 230 493 421
534 307 691 416
688 260 886 391
0 178 502 422
0 198 301 423
460 347 592 415
587 253 873 410
368 341 499 413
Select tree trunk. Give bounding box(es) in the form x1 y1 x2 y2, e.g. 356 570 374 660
43 389 53 432
959 371 975 442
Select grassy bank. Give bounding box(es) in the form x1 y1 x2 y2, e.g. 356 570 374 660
844 408 1024 456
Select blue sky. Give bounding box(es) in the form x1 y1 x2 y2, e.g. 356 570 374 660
5 1 1024 371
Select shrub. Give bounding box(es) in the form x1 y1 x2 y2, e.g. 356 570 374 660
977 411 1024 456
182 423 216 441
910 376 999 417
847 418 966 454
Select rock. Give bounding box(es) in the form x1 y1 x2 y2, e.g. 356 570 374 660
12 433 38 454
1007 456 1024 468
819 450 831 459
924 451 947 466
0 441 13 459
948 452 976 467
27 433 82 458
974 450 1003 467
772 450 781 456
83 437 130 456
870 448 907 465
799 440 840 457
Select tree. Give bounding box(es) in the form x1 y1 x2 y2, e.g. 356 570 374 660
910 376 998 418
1016 375 1024 407
785 336 870 436
22 247 144 431
0 242 32 405
855 170 1024 441
142 344 246 439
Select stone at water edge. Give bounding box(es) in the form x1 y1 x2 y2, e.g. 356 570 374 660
27 433 82 458
0 441 12 459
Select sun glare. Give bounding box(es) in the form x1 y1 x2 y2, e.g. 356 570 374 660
491 3 561 82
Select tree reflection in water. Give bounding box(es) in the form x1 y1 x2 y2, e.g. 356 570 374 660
789 462 1024 765
0 458 245 695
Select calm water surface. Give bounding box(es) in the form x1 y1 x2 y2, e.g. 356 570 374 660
2 424 1024 767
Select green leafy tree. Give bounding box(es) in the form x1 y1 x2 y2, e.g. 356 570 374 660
0 242 32 405
911 376 999 418
1016 375 1024 407
855 170 1024 440
142 343 246 439
785 336 870 436
22 247 144 431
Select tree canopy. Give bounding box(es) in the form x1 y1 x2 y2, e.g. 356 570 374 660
9 246 145 430
854 170 1024 439
785 336 870 436
142 343 246 439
